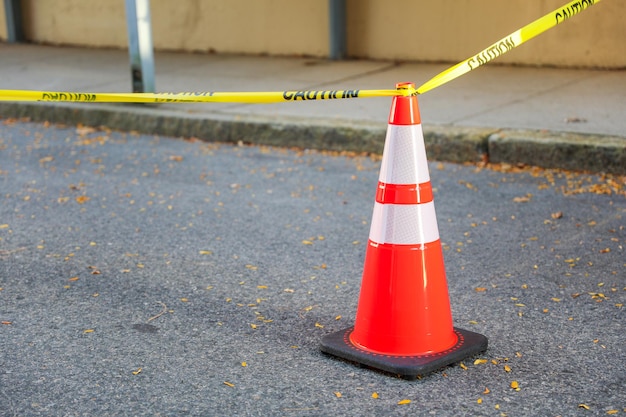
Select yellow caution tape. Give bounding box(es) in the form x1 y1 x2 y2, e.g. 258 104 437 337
416 0 603 95
0 0 602 103
0 88 403 104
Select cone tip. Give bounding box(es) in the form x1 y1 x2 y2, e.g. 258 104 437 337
389 83 420 125
395 82 416 90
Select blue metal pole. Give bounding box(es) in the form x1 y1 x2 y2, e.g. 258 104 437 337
329 0 346 60
4 0 24 43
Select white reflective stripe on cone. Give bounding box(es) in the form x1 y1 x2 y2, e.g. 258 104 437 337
379 124 430 185
369 201 440 245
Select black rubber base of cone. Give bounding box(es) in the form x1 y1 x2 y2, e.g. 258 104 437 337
320 327 488 379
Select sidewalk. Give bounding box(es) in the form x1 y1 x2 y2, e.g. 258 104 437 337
1 43 625 174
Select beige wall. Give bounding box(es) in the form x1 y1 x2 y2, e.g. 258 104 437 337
2 0 624 68
346 0 626 68
20 0 128 47
0 2 6 40
15 0 329 55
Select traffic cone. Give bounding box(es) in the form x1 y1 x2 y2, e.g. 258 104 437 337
320 82 487 378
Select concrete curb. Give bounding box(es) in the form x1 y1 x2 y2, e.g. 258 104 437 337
1 102 624 175
488 130 626 175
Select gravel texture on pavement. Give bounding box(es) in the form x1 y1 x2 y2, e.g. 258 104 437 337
1 120 624 416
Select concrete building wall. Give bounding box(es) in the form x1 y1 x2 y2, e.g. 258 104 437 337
1 0 624 68
0 2 7 40
346 0 625 68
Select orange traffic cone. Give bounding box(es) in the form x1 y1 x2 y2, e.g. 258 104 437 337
321 82 487 378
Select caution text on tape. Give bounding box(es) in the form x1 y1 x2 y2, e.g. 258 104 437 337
0 88 402 104
415 0 602 94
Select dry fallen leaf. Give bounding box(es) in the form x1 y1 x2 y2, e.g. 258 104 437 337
513 195 531 203
223 381 235 388
76 126 96 135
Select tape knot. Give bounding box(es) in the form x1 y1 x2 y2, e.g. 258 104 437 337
395 82 418 97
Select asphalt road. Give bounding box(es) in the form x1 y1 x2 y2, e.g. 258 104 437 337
0 120 624 416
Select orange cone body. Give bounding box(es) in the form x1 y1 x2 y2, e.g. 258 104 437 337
321 82 487 377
